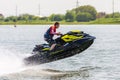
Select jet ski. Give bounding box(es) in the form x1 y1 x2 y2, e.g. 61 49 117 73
24 30 95 65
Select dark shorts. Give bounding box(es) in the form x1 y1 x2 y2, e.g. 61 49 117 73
45 38 56 46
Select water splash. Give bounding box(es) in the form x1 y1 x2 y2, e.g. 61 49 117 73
0 47 25 75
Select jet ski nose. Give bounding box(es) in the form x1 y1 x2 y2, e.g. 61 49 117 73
91 36 96 39
86 36 96 41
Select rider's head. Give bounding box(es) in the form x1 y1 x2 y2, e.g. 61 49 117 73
54 22 60 29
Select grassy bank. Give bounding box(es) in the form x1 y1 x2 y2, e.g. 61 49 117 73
0 18 120 25
89 18 120 24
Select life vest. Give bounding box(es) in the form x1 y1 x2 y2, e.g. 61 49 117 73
44 26 56 39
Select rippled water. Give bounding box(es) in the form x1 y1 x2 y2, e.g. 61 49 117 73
0 25 120 80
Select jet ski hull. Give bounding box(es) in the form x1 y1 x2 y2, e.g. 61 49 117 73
24 36 95 65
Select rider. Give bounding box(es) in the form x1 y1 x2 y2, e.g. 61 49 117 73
44 22 61 51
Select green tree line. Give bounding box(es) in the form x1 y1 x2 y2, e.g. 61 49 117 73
0 5 120 23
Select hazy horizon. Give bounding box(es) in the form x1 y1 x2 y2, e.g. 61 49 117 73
0 0 120 17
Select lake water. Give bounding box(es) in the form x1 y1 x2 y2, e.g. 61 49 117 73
0 25 120 80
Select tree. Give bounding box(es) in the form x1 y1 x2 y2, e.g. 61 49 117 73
17 14 40 22
4 18 9 22
4 16 17 22
105 14 113 18
76 12 92 22
105 12 120 18
49 14 64 21
17 14 29 21
65 11 75 22
54 14 64 21
113 12 120 18
73 5 97 20
49 14 55 21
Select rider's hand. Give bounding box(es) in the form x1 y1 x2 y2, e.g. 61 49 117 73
56 32 62 36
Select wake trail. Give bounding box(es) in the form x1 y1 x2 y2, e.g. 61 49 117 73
1 66 99 80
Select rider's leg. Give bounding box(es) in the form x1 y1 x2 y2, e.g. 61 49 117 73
50 43 56 50
45 38 56 51
49 39 56 51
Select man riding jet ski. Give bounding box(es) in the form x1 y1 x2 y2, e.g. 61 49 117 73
24 26 96 65
44 22 61 51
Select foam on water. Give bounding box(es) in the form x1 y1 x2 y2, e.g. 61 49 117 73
0 46 25 75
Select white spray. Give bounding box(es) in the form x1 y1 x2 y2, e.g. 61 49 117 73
0 47 25 75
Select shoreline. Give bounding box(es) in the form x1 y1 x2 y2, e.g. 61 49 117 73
0 18 120 25
0 23 120 25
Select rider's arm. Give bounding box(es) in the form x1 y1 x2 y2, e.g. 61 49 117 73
50 27 59 35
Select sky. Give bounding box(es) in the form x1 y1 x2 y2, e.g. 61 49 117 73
0 0 120 17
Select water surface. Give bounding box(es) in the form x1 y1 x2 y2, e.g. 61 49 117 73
0 25 120 80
